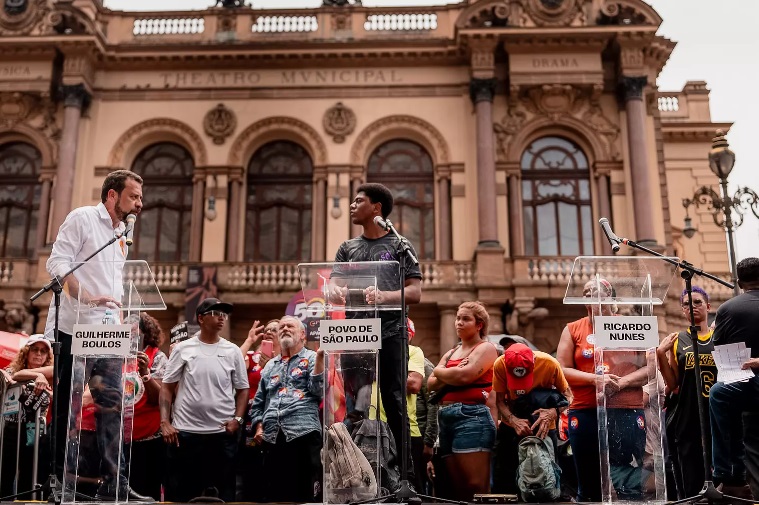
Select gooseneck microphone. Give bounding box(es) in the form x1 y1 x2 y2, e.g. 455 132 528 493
373 215 391 231
124 213 137 246
599 217 621 253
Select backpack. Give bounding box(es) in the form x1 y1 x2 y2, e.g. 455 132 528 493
516 436 561 502
325 422 378 502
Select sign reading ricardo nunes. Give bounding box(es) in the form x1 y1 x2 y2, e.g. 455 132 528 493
593 316 659 349
72 324 133 356
319 318 382 351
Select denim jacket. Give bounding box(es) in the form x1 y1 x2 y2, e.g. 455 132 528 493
250 346 324 443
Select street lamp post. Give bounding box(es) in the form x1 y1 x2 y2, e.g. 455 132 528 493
682 130 759 296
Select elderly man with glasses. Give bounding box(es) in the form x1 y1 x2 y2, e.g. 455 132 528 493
159 297 249 502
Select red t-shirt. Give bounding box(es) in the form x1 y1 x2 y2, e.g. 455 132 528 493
246 351 263 399
567 316 644 410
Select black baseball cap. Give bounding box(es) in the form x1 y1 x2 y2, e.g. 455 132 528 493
196 297 233 318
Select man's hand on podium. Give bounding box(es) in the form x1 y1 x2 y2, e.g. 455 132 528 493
328 284 348 305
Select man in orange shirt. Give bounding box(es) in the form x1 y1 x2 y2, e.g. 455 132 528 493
491 342 573 494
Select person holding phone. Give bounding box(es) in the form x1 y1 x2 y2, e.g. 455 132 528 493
238 319 279 501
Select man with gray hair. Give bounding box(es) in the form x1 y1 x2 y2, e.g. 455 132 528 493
250 316 325 502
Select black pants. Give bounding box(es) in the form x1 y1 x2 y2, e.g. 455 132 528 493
57 332 126 486
567 408 646 502
743 412 759 499
128 437 164 500
165 431 238 502
262 430 323 503
379 334 415 483
667 418 708 499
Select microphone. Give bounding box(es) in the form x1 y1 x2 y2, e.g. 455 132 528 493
373 215 391 231
599 217 620 253
124 213 137 246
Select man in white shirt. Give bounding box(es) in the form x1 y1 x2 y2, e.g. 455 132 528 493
44 170 145 500
160 297 249 502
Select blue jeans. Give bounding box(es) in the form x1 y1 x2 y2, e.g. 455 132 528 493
437 403 496 457
709 376 759 485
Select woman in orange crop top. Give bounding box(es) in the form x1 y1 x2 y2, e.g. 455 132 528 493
428 301 499 501
556 279 649 502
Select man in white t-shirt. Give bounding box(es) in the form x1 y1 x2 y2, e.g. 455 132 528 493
160 297 249 502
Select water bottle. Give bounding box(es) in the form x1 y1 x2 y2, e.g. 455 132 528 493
101 309 119 325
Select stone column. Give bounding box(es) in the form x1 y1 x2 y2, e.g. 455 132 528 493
189 173 205 262
225 169 243 262
350 174 362 238
439 305 458 356
436 170 452 260
507 171 523 257
35 170 54 253
595 166 613 254
50 84 90 237
470 78 500 247
312 169 327 261
622 76 657 245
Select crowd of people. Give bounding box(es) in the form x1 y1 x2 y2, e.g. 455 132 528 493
1 172 758 504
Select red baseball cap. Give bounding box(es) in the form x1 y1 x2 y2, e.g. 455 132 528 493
503 343 535 390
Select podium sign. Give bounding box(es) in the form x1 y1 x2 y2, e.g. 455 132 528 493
71 324 133 356
319 318 382 351
593 316 659 349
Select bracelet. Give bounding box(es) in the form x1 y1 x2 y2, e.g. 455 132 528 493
141 374 151 383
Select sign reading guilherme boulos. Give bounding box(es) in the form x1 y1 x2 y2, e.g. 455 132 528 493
72 324 133 356
593 316 659 350
319 318 382 351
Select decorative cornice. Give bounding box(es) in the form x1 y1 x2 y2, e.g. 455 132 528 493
661 123 733 143
108 117 208 167
227 116 328 166
350 114 450 165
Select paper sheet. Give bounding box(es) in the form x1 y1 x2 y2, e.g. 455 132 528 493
712 343 754 384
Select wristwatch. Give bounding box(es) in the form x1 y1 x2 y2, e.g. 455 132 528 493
233 416 244 425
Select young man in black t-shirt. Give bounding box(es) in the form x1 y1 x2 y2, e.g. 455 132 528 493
331 183 423 486
709 257 759 499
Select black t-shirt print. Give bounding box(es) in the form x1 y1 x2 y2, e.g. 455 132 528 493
333 233 423 339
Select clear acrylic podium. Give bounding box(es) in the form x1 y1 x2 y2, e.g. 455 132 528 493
564 256 677 505
299 261 403 503
61 260 165 504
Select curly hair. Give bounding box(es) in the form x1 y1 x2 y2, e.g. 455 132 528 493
356 183 394 218
458 301 490 337
140 313 165 348
7 343 53 373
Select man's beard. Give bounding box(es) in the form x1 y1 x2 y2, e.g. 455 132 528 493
280 335 295 349
114 200 129 222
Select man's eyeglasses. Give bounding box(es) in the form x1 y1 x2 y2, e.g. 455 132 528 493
682 299 705 308
202 310 229 320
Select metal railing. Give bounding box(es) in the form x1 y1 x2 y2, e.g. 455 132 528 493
0 379 47 501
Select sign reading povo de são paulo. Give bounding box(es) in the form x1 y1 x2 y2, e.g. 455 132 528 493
319 318 382 351
593 316 659 349
72 324 133 356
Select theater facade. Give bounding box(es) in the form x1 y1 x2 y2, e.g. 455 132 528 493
0 0 733 360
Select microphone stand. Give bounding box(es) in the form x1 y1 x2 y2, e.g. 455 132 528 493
599 218 753 505
352 219 464 505
1 233 123 504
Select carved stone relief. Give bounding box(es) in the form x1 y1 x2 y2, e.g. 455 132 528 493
0 91 60 140
518 0 586 27
323 102 356 144
494 83 620 162
204 103 237 145
0 0 80 36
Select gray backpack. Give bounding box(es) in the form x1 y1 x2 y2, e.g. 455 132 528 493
516 436 561 502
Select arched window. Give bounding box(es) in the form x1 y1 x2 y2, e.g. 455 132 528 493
0 143 41 258
245 141 313 262
367 140 435 260
521 136 593 256
130 143 194 262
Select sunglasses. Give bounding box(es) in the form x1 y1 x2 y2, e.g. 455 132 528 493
202 310 229 320
681 299 705 308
